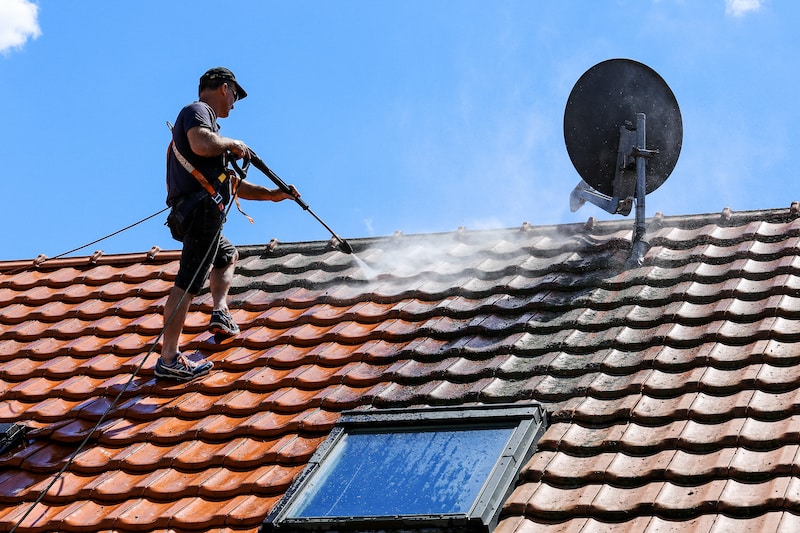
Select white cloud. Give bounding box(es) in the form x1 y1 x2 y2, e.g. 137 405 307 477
725 0 763 17
0 0 41 54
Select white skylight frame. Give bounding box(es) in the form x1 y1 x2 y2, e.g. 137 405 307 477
262 402 546 533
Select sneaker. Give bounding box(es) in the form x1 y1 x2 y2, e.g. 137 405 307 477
155 352 213 381
209 309 240 337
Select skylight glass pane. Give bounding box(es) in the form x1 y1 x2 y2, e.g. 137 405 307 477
288 426 514 518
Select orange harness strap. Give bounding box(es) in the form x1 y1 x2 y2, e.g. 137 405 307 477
170 141 226 212
229 173 254 224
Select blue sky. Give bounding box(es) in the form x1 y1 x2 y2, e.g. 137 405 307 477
0 0 795 261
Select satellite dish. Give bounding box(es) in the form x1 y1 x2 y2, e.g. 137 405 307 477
565 58 682 199
563 58 683 265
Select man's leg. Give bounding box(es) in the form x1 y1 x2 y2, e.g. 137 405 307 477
160 285 193 365
156 199 217 380
209 247 238 313
208 239 240 337
156 283 212 380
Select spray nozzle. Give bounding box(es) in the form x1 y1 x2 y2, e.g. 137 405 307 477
329 236 353 254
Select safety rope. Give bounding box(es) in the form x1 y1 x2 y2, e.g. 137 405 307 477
0 207 170 276
10 165 247 533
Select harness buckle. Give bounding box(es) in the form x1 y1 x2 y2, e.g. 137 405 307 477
212 192 224 205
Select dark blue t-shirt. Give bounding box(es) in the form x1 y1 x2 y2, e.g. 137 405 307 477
166 101 228 206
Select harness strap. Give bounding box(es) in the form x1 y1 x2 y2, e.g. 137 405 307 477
228 171 255 224
168 139 255 224
170 141 226 212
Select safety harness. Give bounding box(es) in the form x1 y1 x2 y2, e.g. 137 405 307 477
169 140 253 223
170 140 229 210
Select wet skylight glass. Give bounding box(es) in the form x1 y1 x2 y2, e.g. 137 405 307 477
289 426 515 517
263 403 546 533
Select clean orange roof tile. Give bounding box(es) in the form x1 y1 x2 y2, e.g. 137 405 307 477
168 440 228 471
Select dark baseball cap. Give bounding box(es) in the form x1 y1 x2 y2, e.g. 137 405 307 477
199 67 247 100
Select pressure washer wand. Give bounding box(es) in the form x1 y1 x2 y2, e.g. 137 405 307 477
247 149 353 254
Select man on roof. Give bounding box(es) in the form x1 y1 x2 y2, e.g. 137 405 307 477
157 67 299 381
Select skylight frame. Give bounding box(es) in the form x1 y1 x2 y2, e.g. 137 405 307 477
262 402 546 533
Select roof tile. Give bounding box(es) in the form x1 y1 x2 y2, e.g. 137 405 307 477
666 448 736 483
221 494 283 529
429 377 493 403
606 449 675 486
523 482 603 521
688 390 753 422
5 501 71 532
653 479 727 518
90 470 151 502
259 343 314 369
755 363 800 391
588 370 653 399
479 375 547 403
698 365 760 394
707 340 766 369
319 383 378 409
630 393 697 424
142 468 212 500
717 477 792 517
747 389 800 419
641 367 704 397
680 418 745 452
537 451 615 485
728 445 799 480
618 420 687 454
739 416 800 448
593 482 667 519
113 498 177 530
711 512 796 533
269 385 330 413
169 440 228 471
60 500 124 530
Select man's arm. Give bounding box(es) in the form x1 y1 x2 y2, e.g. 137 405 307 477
236 180 299 202
187 126 248 159
186 125 299 202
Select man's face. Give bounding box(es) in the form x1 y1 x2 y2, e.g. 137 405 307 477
217 82 238 118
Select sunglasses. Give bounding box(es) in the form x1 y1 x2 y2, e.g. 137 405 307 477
227 83 239 102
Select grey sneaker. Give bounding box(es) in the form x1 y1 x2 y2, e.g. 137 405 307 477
209 309 240 337
155 352 213 381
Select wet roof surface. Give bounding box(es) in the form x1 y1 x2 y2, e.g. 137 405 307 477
2 205 800 532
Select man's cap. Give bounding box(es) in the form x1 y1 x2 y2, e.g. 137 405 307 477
199 67 247 100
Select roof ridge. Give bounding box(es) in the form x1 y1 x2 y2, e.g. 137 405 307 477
3 204 798 270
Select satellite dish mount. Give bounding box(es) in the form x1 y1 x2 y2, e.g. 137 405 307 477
572 113 659 261
564 59 682 266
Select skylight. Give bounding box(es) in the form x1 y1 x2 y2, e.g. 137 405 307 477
262 403 546 533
